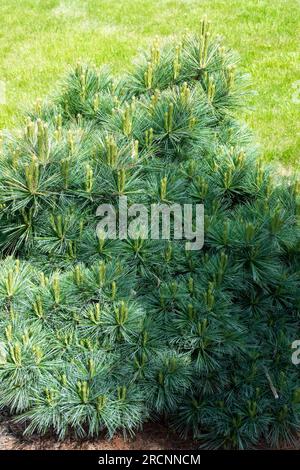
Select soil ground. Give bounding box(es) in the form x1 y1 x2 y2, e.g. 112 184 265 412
1 413 298 450
0 416 198 450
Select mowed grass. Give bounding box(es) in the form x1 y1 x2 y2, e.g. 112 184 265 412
0 0 299 166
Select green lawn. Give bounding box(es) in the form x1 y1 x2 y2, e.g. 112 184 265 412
0 0 299 166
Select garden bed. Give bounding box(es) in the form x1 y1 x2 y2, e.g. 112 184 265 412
0 415 197 450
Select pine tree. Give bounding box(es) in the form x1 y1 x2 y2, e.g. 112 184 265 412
0 19 299 448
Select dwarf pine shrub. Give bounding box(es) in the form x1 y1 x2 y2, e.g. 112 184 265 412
0 19 299 448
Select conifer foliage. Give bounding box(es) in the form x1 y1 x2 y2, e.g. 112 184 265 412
0 19 299 448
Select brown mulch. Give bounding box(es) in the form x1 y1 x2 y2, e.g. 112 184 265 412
1 413 298 450
0 415 198 450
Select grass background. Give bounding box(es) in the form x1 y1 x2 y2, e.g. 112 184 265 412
0 0 299 166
